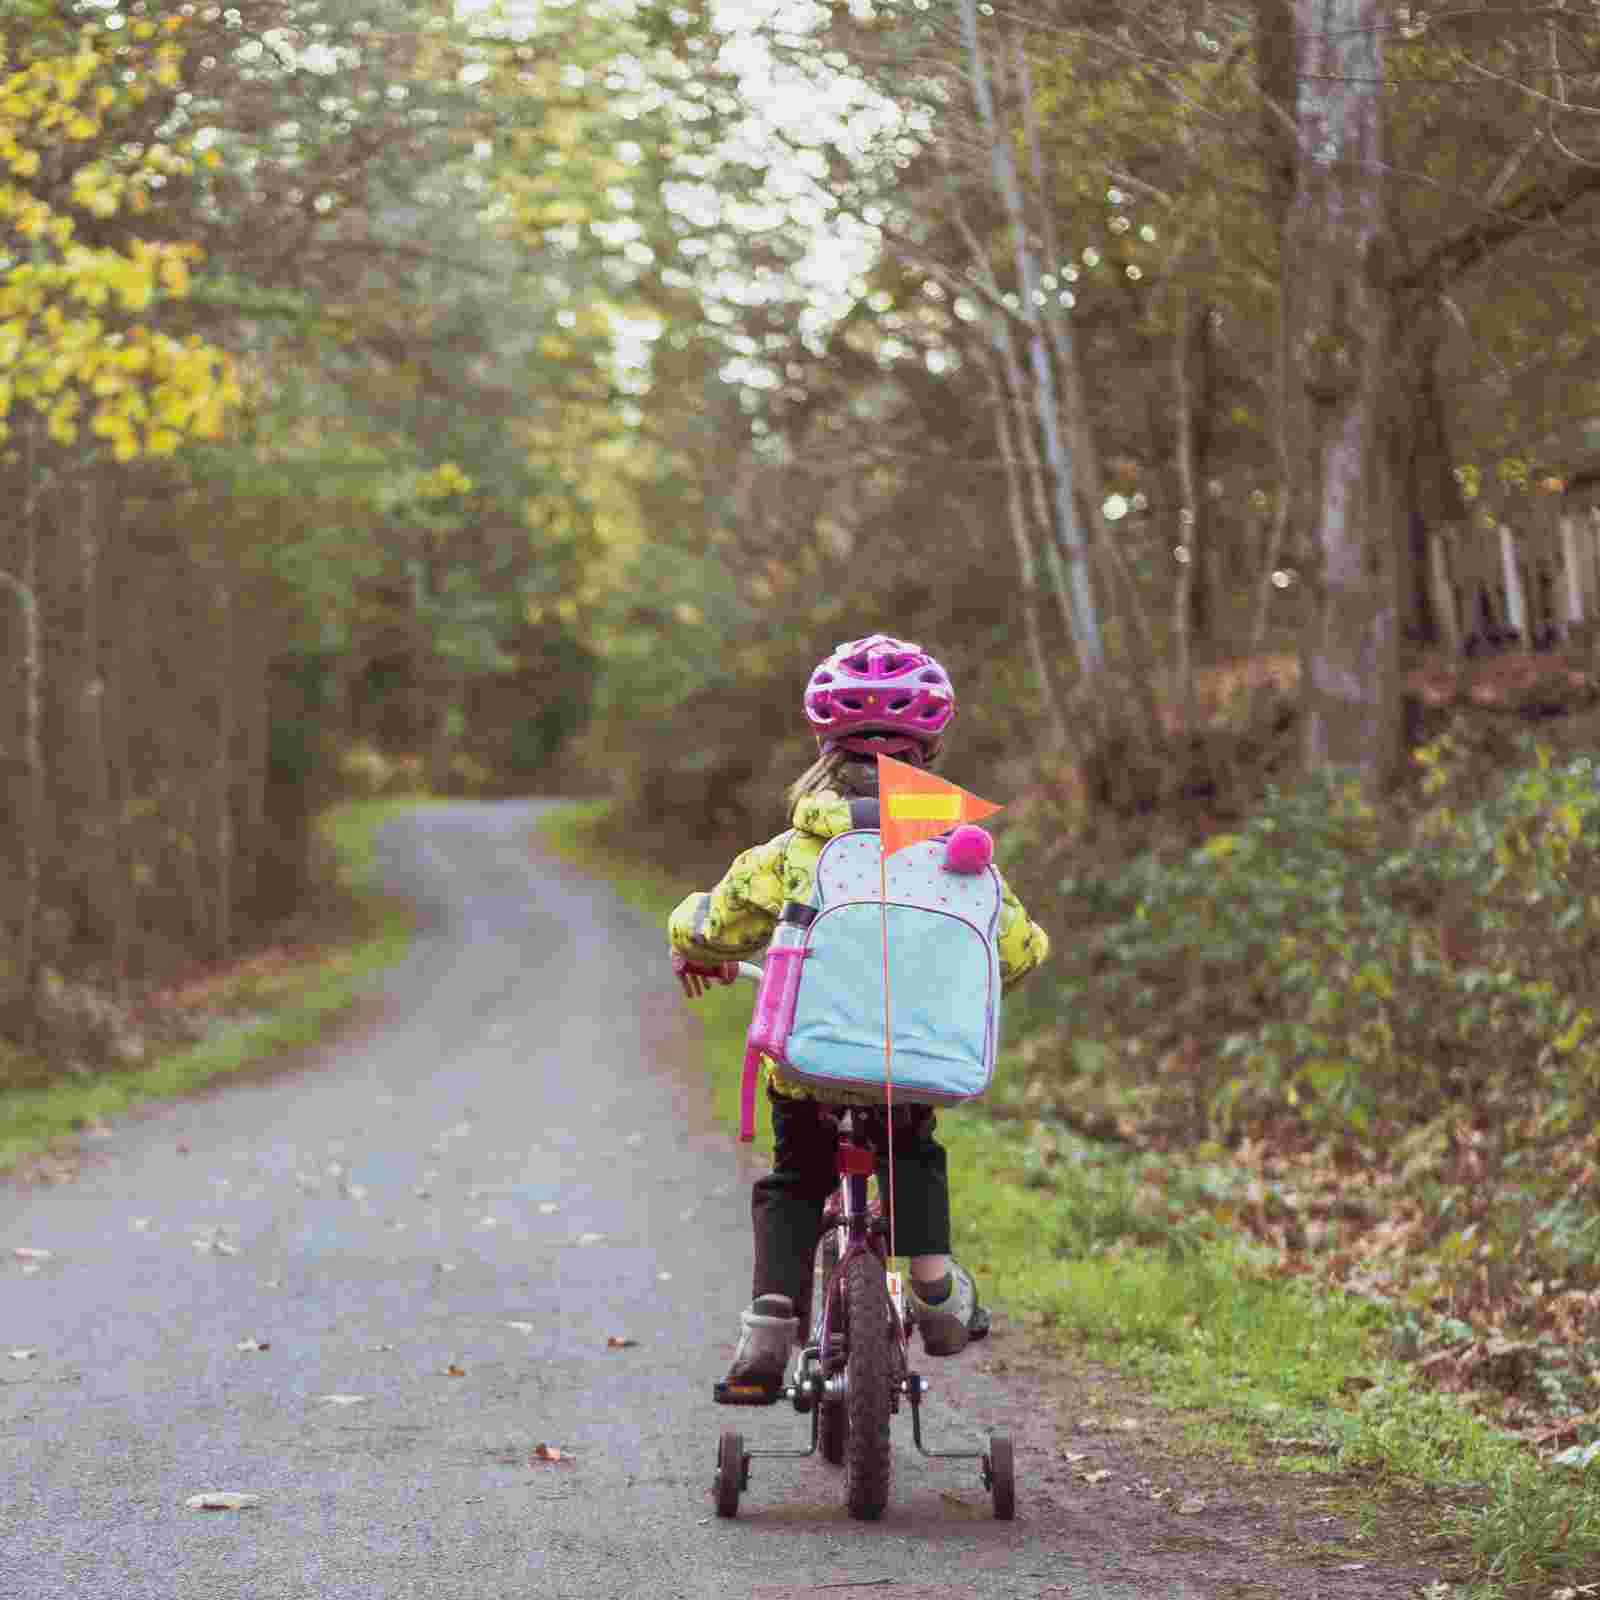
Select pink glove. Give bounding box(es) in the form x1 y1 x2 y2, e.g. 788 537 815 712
672 950 738 999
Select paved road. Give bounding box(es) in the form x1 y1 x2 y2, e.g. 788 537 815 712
2 801 1115 1600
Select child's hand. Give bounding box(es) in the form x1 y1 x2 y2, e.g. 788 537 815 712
672 951 739 999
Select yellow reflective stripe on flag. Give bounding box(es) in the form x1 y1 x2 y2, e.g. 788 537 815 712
886 794 962 821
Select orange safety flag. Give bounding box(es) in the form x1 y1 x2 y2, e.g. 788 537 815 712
876 753 1001 857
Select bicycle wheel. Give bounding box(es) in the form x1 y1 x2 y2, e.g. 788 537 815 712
842 1250 893 1520
987 1431 1015 1521
714 1429 744 1519
812 1229 848 1466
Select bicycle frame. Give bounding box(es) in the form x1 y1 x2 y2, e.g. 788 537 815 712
814 1124 904 1371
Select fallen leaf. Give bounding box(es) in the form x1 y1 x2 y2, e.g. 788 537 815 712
317 1394 368 1406
606 1335 639 1349
1176 1496 1206 1514
445 1364 467 1377
1114 1416 1141 1431
234 1339 270 1353
531 1443 572 1463
186 1491 260 1511
1080 1469 1113 1485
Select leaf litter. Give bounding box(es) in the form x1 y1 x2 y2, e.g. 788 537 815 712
186 1491 261 1512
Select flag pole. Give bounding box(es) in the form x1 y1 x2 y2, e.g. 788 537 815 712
879 844 896 1266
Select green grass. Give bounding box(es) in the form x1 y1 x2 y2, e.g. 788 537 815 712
0 795 437 1172
535 797 1600 1599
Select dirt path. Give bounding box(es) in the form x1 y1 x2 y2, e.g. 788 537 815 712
1 801 1451 1598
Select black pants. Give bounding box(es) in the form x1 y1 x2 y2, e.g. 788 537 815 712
750 1090 952 1313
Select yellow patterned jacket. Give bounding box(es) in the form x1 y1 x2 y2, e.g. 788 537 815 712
667 789 1050 1104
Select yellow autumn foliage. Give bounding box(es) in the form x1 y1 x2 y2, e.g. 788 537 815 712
0 22 239 458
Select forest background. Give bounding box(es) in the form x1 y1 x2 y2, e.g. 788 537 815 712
9 0 1600 1588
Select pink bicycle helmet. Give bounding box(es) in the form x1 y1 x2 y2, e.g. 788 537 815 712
803 633 955 760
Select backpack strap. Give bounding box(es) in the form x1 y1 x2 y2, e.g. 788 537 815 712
739 1040 763 1142
848 797 880 829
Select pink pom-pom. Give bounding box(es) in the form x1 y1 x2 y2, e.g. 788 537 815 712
943 824 993 874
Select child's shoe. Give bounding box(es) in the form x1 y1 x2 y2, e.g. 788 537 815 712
907 1262 982 1356
721 1294 798 1398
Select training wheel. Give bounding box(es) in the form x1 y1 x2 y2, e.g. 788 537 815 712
714 1428 746 1518
985 1430 1015 1521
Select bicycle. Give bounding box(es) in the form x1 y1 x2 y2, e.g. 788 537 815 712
711 962 1016 1523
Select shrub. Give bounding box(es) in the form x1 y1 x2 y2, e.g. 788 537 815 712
1027 740 1600 1144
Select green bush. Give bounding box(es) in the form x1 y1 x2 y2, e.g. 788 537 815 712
1028 741 1600 1142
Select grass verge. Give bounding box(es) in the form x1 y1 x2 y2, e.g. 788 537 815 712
536 797 1600 1599
0 795 436 1173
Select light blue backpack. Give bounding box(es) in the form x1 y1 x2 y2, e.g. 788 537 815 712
739 828 1003 1138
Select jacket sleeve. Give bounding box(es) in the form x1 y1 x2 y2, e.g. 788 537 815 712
995 870 1050 993
667 832 792 963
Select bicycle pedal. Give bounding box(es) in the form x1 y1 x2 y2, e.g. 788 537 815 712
713 1378 784 1407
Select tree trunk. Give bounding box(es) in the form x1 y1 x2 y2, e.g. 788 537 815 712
961 0 1102 675
1499 524 1528 641
956 214 1083 670
1427 531 1463 656
0 429 45 1041
1561 515 1587 633
1173 283 1203 735
1286 0 1403 785
72 473 119 962
975 327 1074 758
1393 306 1468 648
212 577 234 959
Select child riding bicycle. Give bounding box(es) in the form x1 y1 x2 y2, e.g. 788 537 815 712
668 634 1051 1395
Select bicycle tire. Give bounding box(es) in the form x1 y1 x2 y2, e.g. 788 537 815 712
812 1229 848 1466
842 1250 893 1520
714 1428 744 1519
988 1430 1015 1521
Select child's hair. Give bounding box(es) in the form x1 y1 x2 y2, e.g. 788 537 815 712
784 739 944 816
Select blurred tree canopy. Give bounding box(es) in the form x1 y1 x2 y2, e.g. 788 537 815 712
5 0 1600 1055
